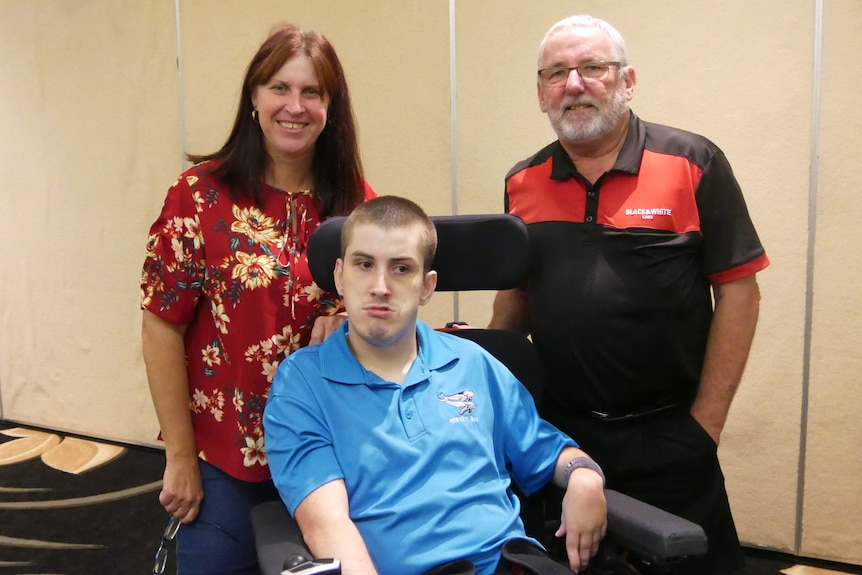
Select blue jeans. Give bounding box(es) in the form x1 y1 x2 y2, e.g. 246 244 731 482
176 460 279 575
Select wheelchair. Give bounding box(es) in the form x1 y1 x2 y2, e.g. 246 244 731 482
253 214 707 575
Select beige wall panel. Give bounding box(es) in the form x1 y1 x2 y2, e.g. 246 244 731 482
454 1 810 551
178 1 454 328
800 0 862 564
452 2 557 327
0 0 181 444
631 2 813 554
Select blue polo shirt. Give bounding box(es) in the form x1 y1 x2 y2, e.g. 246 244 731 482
264 320 575 575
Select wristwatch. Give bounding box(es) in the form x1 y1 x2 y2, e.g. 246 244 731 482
564 456 605 486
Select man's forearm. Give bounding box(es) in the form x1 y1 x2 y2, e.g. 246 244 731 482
488 288 531 333
553 447 607 572
691 275 761 444
295 481 378 575
302 521 377 575
552 447 603 488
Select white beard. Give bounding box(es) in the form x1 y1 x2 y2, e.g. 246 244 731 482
549 82 629 145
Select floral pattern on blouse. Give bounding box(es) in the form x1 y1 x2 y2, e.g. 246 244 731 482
141 161 347 481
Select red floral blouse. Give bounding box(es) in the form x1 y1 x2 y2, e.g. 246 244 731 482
141 160 372 481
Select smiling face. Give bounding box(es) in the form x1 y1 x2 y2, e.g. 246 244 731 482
538 26 635 145
334 221 437 355
252 55 328 165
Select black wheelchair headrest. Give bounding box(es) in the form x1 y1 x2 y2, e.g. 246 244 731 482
308 213 529 293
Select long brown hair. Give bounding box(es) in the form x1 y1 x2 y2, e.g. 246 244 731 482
188 24 365 217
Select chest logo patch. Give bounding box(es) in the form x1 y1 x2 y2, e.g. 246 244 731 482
625 207 673 220
438 390 476 415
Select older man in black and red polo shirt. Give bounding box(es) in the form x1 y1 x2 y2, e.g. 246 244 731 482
489 15 768 575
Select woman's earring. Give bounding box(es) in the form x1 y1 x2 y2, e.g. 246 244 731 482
251 108 259 122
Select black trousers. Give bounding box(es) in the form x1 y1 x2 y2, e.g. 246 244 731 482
543 403 745 575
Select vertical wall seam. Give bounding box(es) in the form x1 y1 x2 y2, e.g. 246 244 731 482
449 0 460 320
175 0 188 171
796 0 823 556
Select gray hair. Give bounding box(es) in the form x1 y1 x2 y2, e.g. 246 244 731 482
537 15 629 68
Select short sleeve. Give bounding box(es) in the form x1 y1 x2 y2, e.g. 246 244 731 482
140 175 206 324
695 151 769 282
490 358 574 496
264 354 344 514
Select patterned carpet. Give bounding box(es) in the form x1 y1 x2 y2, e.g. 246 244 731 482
1 420 858 575
746 549 862 575
0 422 168 575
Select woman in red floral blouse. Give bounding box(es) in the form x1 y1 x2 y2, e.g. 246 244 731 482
141 24 373 575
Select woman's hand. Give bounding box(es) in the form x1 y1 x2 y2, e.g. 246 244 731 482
309 312 348 345
160 455 204 523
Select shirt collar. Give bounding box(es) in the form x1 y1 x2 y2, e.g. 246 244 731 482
318 320 458 387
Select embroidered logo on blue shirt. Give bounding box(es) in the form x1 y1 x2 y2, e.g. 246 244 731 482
438 390 476 416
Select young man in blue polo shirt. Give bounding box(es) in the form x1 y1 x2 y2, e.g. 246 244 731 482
263 196 606 575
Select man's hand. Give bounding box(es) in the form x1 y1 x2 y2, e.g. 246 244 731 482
159 456 204 523
555 468 607 573
309 312 348 345
690 410 721 446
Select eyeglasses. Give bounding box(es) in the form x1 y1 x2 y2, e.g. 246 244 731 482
152 515 181 575
538 61 622 87
152 514 241 574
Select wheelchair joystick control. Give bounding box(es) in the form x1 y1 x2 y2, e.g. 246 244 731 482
283 554 312 569
281 557 341 574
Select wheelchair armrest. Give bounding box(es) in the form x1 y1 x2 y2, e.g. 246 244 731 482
251 501 311 575
252 491 708 574
605 489 708 564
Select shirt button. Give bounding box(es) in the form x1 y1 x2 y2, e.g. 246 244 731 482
588 191 596 197
406 411 413 419
586 216 594 223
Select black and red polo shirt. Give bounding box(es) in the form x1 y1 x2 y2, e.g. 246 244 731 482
505 112 769 415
